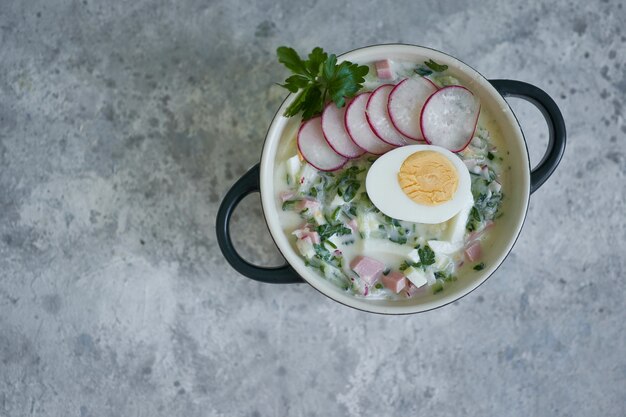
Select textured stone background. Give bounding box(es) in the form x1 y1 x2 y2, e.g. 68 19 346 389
1 0 625 416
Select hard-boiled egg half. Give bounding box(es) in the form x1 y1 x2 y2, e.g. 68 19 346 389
366 145 473 224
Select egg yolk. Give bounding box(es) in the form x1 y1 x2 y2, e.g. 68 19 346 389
398 151 459 206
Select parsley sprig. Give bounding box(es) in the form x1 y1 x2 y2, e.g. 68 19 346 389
414 59 449 77
316 223 351 241
277 46 369 119
398 244 436 271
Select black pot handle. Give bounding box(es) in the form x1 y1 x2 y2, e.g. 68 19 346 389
216 163 303 284
489 79 566 194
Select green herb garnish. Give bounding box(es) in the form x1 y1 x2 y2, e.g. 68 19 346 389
399 260 421 271
389 235 408 245
432 280 444 294
418 245 436 267
473 262 485 271
414 66 433 77
333 166 364 202
282 200 297 211
467 206 482 232
317 223 351 241
313 243 333 262
424 59 448 72
487 151 495 160
435 271 457 282
277 46 369 119
398 245 435 271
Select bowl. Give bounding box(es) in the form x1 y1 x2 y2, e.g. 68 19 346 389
216 44 565 314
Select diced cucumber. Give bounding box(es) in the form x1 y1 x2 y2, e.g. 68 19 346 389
297 164 318 193
286 155 301 185
431 279 444 294
404 267 428 287
313 209 326 225
295 238 315 259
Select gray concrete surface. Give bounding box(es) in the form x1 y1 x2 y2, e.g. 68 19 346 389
1 0 625 416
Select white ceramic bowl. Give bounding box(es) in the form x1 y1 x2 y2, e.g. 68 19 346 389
217 44 565 314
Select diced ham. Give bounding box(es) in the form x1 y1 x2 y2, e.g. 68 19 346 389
347 219 358 233
375 60 394 80
404 282 426 298
382 272 407 293
465 241 482 262
292 226 320 244
297 199 320 211
292 226 313 239
466 220 494 243
295 236 315 259
307 231 321 244
350 256 385 286
280 191 297 202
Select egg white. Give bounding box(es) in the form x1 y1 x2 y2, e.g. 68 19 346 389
365 144 473 224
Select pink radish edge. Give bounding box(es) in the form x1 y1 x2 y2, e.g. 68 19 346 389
387 77 439 141
321 102 366 159
344 92 389 156
420 85 481 153
296 117 348 172
364 84 403 147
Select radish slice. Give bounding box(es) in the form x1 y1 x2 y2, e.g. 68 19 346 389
345 93 394 155
420 85 481 152
321 101 366 159
388 77 438 140
366 84 409 146
297 117 347 171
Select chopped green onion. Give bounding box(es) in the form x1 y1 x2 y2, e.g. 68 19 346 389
424 59 448 72
282 200 297 211
414 66 432 77
432 280 444 294
473 262 485 271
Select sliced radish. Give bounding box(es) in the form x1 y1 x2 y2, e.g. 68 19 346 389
344 93 394 155
388 77 438 140
365 84 409 146
297 117 347 171
420 85 481 152
321 100 366 159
